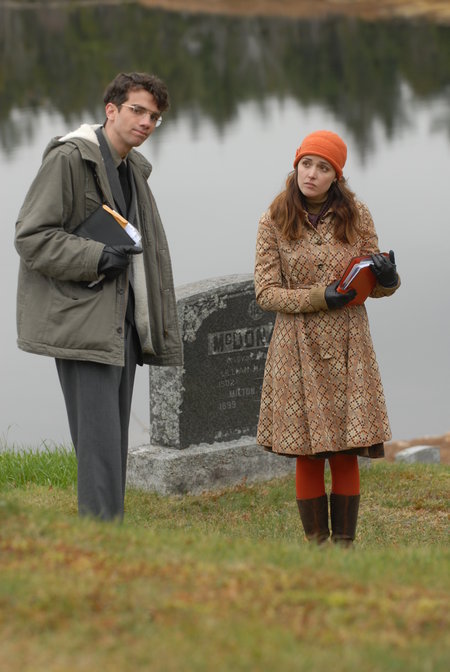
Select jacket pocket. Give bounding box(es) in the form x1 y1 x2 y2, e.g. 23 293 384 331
46 278 116 351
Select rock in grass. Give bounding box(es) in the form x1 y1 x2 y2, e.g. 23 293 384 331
395 445 440 464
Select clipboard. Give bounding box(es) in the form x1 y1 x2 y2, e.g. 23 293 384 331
336 253 388 305
73 204 141 247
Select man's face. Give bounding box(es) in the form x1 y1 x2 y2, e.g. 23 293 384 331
104 89 161 157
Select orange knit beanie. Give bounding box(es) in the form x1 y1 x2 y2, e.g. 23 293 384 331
293 130 347 178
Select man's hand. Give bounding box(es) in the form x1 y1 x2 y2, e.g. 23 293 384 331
98 245 143 280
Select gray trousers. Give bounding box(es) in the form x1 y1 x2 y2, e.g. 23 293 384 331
55 323 140 521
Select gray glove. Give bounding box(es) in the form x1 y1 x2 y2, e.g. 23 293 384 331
325 281 356 309
371 250 398 287
98 245 142 280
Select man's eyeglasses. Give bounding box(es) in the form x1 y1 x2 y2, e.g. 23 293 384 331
120 104 162 127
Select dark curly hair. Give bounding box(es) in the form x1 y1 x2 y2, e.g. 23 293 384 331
103 72 170 112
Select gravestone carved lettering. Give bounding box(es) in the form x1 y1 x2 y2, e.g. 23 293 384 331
149 275 275 449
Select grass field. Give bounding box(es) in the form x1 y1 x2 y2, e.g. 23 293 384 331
0 447 448 671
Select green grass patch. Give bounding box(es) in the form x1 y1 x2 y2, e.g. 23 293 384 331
0 443 77 489
0 449 448 671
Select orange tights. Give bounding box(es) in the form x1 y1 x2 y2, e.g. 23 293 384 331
295 454 360 499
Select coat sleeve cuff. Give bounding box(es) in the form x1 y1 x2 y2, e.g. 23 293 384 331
310 286 328 311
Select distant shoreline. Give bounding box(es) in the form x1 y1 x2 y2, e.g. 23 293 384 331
137 0 450 24
3 1 450 24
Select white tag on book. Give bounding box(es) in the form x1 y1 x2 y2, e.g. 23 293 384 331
123 221 142 246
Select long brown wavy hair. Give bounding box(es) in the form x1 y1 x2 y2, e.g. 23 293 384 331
269 168 362 244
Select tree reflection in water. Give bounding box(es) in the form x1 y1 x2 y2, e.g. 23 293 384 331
0 3 449 156
1 3 449 446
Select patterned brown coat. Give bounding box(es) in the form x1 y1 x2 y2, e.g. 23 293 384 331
254 201 400 458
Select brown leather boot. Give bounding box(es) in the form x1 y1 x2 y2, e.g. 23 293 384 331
330 493 360 547
296 494 329 544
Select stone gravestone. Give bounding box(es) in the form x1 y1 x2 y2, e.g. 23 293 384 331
127 274 296 494
151 275 275 448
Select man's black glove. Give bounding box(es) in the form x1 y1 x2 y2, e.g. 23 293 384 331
98 245 143 280
325 281 357 310
371 250 398 287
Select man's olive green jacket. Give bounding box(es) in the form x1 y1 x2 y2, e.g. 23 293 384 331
15 124 182 367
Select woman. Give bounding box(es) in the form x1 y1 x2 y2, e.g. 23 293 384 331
254 130 400 546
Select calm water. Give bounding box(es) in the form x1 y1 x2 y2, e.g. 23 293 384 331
1 4 449 447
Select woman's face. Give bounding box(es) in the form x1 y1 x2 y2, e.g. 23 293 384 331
297 154 336 199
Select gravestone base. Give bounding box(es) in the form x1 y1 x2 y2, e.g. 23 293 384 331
127 437 296 495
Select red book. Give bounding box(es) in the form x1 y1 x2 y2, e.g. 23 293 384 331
337 254 387 306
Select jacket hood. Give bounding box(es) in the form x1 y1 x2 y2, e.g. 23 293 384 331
59 122 101 144
42 123 100 161
42 123 152 177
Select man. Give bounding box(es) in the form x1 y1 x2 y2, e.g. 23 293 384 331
15 72 183 520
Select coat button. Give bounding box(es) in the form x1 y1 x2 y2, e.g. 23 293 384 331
317 263 324 270
117 327 123 334
118 288 124 295
316 239 322 245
